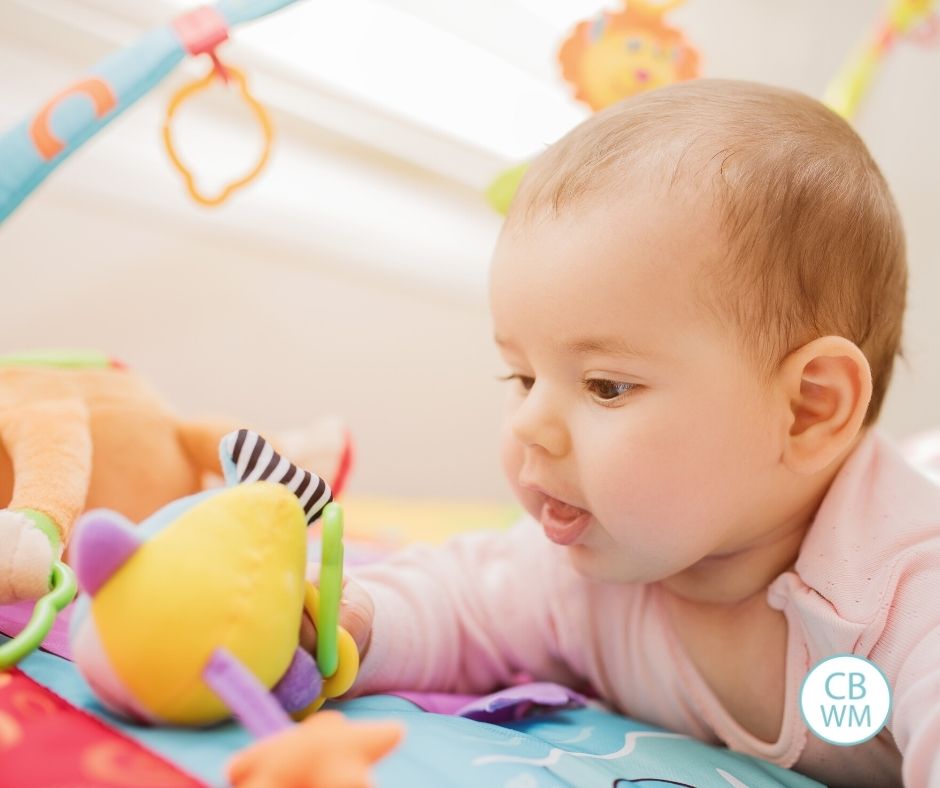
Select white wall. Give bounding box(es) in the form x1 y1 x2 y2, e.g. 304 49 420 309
1 1 938 501
0 1 509 500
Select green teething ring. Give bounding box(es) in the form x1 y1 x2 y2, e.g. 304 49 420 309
0 561 77 669
316 502 344 679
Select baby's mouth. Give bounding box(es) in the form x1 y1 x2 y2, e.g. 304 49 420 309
539 496 592 546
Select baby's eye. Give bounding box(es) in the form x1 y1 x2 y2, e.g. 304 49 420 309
584 378 636 403
497 373 534 392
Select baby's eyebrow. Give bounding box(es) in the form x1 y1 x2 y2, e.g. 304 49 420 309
562 336 647 359
494 334 647 358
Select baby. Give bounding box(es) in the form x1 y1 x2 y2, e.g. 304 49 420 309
303 79 940 787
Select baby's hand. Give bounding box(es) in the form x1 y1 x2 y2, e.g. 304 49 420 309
299 574 374 665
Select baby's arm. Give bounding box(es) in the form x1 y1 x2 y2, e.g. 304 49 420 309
346 518 588 697
872 558 940 786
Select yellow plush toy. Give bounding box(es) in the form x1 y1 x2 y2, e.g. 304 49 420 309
0 351 351 604
69 428 360 726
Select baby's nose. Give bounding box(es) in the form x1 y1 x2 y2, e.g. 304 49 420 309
509 390 571 457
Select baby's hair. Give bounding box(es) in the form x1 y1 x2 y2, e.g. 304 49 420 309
508 79 907 424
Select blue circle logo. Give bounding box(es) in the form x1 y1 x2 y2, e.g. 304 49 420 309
799 654 891 745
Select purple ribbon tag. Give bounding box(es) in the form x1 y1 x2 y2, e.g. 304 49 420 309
454 682 587 723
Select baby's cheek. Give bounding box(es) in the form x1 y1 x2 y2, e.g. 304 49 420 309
590 439 722 553
587 440 688 533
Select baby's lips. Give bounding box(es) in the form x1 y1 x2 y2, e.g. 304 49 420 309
544 496 587 520
539 500 592 546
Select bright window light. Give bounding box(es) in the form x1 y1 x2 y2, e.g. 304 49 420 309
167 0 604 160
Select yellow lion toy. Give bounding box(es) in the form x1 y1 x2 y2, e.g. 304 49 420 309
558 0 700 111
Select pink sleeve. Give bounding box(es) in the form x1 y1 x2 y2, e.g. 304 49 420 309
871 557 940 786
347 519 586 696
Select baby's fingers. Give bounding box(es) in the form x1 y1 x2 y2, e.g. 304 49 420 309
299 607 318 655
299 576 374 660
338 578 375 656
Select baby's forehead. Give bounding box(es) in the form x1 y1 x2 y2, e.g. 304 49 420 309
489 219 753 389
491 196 729 339
497 182 724 280
503 143 744 301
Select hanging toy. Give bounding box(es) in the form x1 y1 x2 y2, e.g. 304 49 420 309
485 0 700 215
824 0 939 120
558 0 700 112
484 162 530 218
162 8 274 207
0 0 301 225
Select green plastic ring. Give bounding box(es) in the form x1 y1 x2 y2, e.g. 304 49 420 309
0 562 77 670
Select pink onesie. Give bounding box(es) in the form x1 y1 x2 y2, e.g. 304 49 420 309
350 431 940 787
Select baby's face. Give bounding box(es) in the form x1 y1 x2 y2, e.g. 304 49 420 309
490 195 787 585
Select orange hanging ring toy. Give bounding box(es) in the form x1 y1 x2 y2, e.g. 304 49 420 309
162 55 273 207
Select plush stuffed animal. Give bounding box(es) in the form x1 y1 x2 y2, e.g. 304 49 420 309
68 430 398 784
0 351 351 604
68 429 359 726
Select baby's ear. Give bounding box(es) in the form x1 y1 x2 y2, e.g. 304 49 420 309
777 336 872 475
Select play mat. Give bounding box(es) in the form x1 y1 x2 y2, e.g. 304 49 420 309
0 496 824 788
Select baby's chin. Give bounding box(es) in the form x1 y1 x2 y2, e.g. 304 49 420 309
518 498 690 584
564 541 671 585
522 505 670 583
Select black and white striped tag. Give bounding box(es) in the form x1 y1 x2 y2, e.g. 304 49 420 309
220 429 332 526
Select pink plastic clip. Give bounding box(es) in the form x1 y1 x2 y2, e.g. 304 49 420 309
172 6 230 57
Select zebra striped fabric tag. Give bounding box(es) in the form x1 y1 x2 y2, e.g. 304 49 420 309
221 429 333 526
